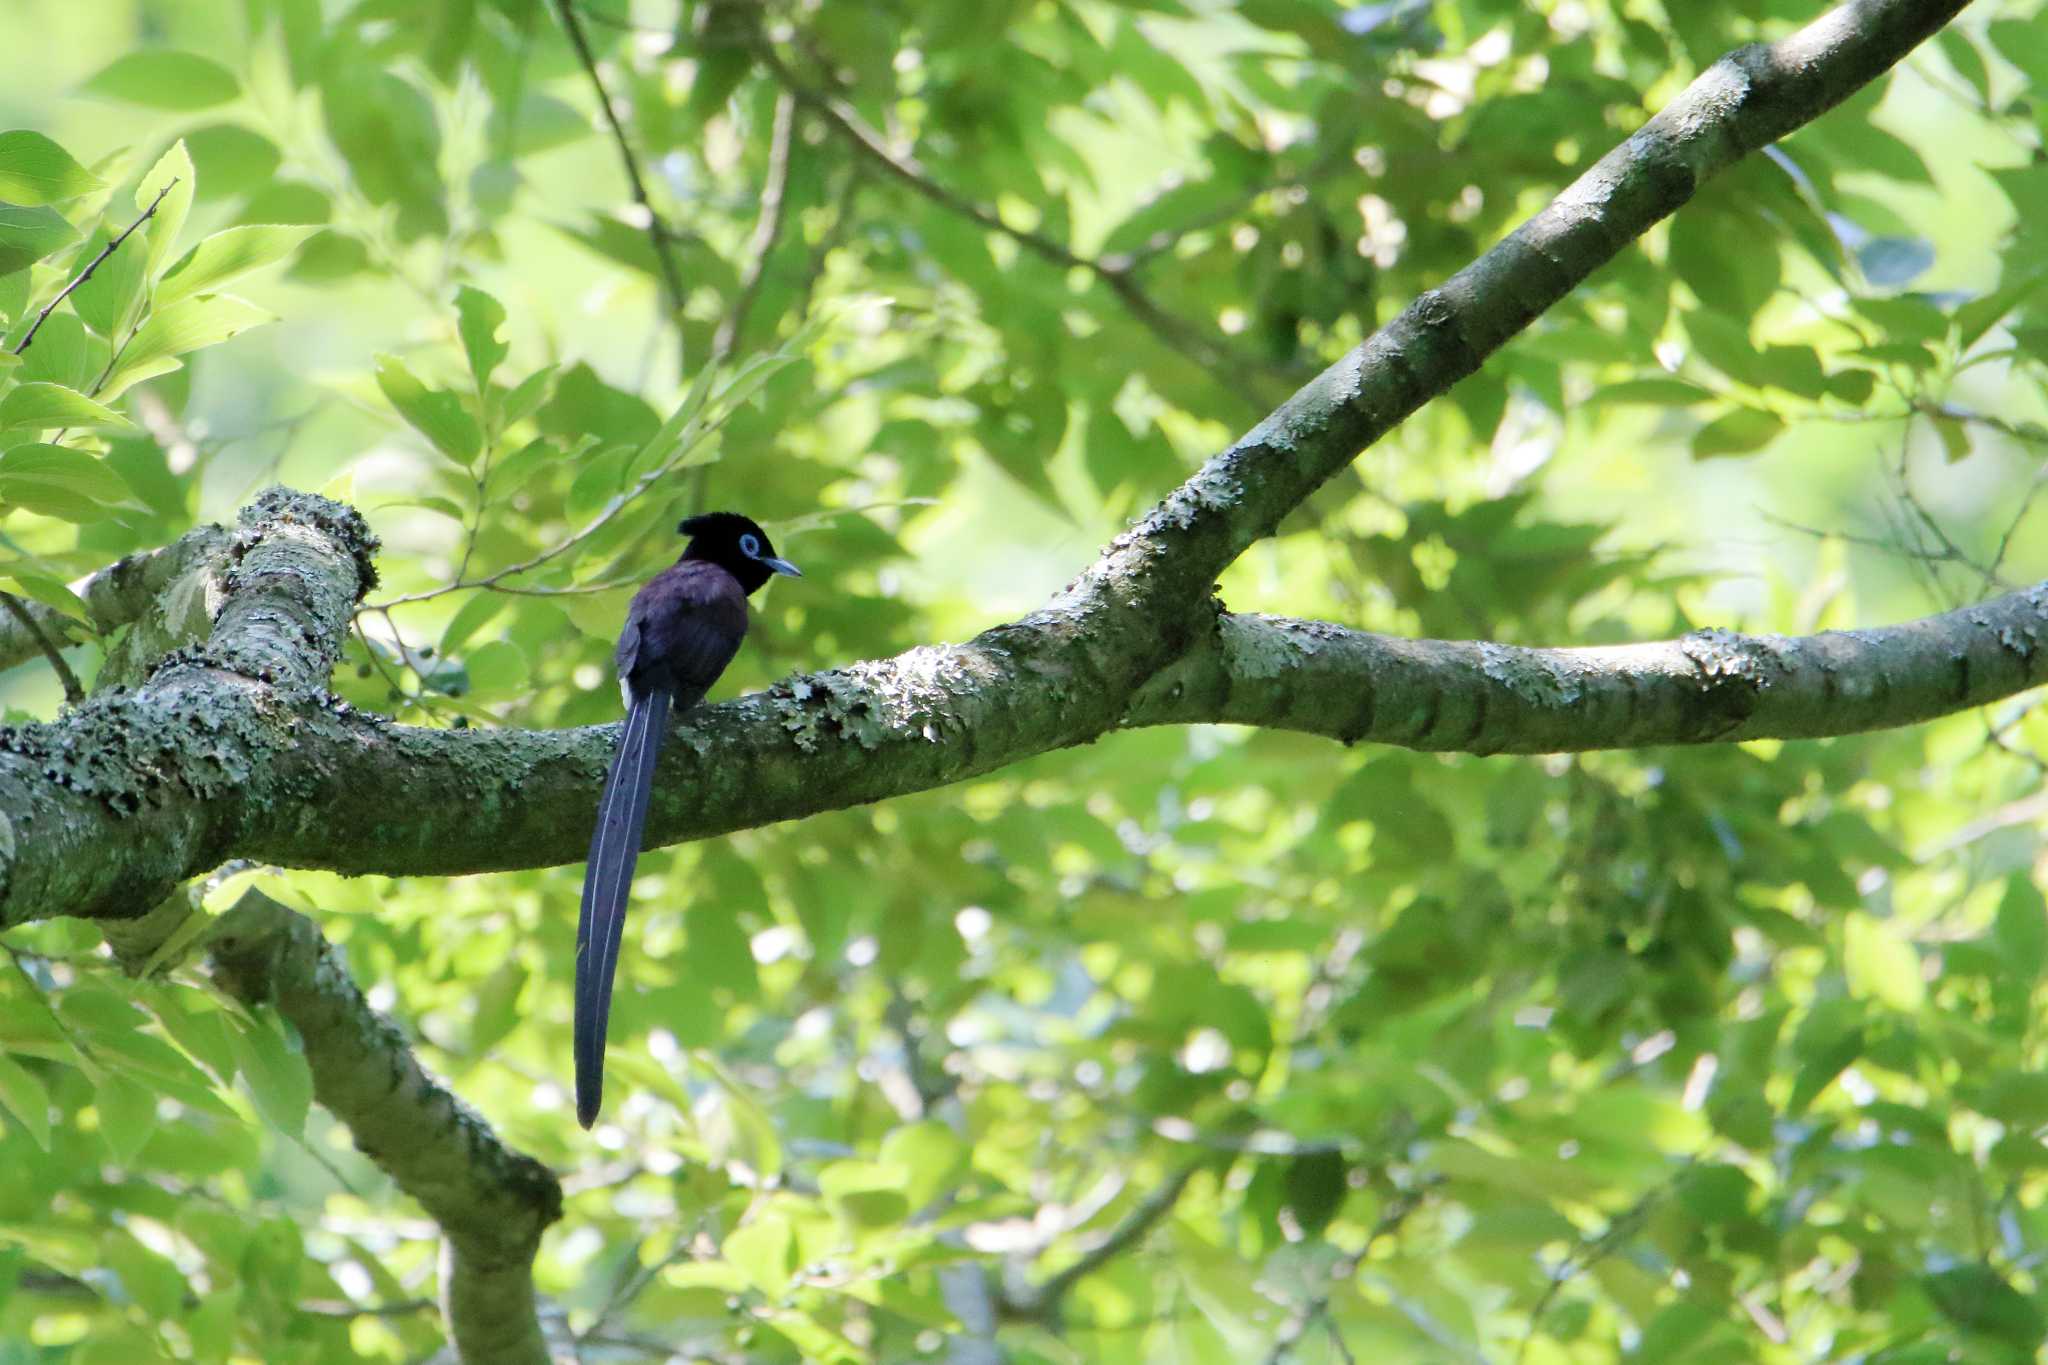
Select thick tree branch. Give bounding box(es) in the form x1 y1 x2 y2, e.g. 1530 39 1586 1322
210 889 561 1365
0 523 232 672
1062 0 1974 650
0 489 374 925
0 0 2001 922
1126 600 2048 751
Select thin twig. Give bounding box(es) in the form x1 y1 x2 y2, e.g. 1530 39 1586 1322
550 0 690 343
1022 1162 1203 1318
367 444 700 610
711 90 799 368
755 42 1292 407
694 88 799 513
14 179 178 357
297 1298 437 1320
0 591 83 703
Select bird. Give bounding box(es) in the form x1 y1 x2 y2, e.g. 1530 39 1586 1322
575 511 800 1128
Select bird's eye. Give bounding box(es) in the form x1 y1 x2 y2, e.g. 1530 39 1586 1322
739 533 761 557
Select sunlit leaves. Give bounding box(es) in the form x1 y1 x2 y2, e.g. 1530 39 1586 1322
0 203 77 275
108 294 273 399
156 224 317 306
453 284 507 389
0 443 136 521
81 51 241 111
374 354 481 464
0 381 133 435
135 138 195 284
0 130 103 206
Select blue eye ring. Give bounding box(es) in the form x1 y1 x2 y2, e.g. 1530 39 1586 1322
739 533 761 557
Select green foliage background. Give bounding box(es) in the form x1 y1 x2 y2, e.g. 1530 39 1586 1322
0 0 2045 1360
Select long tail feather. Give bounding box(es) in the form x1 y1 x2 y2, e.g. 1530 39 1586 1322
574 686 672 1127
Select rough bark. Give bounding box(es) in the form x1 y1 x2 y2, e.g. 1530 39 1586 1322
211 890 560 1365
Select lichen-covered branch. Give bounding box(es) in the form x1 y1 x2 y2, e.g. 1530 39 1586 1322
0 0 2003 916
1126 597 2048 752
1057 0 1973 663
210 889 561 1365
0 522 231 672
0 490 374 926
206 576 2045 880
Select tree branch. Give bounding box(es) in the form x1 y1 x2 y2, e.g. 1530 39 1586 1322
0 0 1998 926
1060 0 1975 645
14 178 178 357
0 523 232 673
0 592 83 703
1124 599 2048 750
754 40 1295 409
210 888 561 1364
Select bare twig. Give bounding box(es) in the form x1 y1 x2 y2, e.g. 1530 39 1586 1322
297 1297 437 1320
755 42 1293 408
365 436 705 611
694 88 800 512
711 89 799 368
14 179 178 357
1011 1162 1204 1322
0 591 83 703
551 0 690 338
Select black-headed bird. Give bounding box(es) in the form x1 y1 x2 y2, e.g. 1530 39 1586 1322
575 511 799 1127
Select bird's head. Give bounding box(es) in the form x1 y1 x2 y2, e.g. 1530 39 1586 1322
678 512 802 594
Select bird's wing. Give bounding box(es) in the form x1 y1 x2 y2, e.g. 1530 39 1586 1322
630 558 750 700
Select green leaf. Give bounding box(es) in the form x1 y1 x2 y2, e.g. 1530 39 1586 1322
156 225 317 306
0 1051 51 1150
1922 1264 2046 1348
67 224 149 337
453 284 508 388
1691 407 1784 459
1843 912 1925 1011
1588 377 1714 406
636 361 719 470
723 1214 795 1297
0 443 137 522
1953 267 2047 350
0 130 104 206
135 140 196 285
93 1072 158 1164
1987 19 2048 89
0 203 79 275
460 639 527 699
1962 1071 2048 1127
115 293 272 382
0 570 92 628
184 123 283 201
817 1159 911 1227
499 365 556 428
1991 875 2046 983
226 1011 311 1137
16 314 103 390
437 593 510 659
374 355 481 464
82 52 241 111
0 381 134 435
